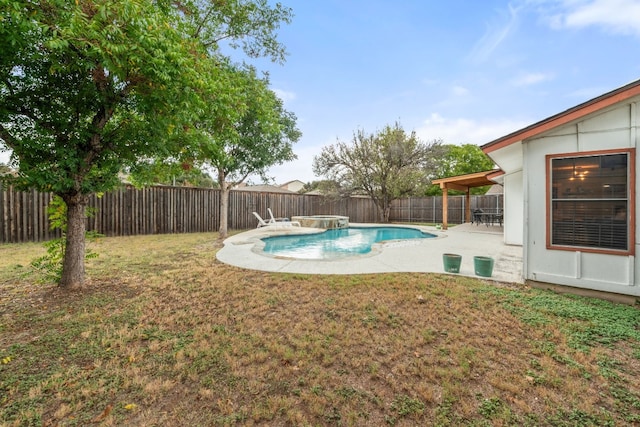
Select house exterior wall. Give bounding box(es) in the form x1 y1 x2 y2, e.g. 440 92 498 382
484 141 525 247
503 171 524 246
523 101 639 296
280 180 305 192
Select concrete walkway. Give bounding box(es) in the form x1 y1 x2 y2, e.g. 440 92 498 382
216 223 523 284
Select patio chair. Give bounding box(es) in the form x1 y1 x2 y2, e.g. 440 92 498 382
472 209 484 225
267 208 301 227
252 211 274 228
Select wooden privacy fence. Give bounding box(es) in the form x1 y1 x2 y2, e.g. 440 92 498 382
390 194 504 224
0 185 503 243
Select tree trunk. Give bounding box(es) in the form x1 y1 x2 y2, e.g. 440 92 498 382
60 195 88 289
383 205 391 223
218 170 229 239
376 201 391 223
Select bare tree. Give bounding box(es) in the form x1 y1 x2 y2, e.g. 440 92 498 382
313 122 443 222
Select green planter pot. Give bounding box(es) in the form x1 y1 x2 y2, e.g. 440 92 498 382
474 256 494 277
442 253 462 273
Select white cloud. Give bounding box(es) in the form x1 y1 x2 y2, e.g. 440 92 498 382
421 78 440 86
266 143 324 185
468 3 522 63
546 0 640 37
451 85 470 97
415 113 532 145
273 88 297 103
510 71 554 86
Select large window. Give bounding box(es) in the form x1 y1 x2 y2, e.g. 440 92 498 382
547 149 634 254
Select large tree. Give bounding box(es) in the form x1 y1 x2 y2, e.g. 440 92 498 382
0 0 293 288
313 123 443 222
196 66 301 238
425 143 496 196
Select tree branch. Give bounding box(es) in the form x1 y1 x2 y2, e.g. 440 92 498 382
193 5 216 40
0 124 17 149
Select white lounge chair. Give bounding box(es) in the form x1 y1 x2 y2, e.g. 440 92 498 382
268 208 301 227
252 211 274 228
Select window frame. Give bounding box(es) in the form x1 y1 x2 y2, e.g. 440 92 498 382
545 148 635 256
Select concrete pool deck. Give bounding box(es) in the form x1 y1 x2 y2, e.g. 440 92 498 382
216 223 524 284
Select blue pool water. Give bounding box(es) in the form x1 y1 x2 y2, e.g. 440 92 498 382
261 226 435 260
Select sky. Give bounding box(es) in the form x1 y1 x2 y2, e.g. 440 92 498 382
249 0 640 184
3 0 640 185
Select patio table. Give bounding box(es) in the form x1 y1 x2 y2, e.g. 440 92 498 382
472 210 503 227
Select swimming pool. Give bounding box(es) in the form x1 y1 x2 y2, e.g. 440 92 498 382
261 226 436 260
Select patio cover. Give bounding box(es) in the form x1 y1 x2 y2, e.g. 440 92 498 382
432 170 502 230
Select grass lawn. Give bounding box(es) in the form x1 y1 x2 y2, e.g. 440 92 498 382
1 232 640 426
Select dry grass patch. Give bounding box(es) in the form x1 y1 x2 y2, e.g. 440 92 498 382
2 232 640 426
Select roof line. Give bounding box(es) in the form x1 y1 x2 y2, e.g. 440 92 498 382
431 169 497 184
486 169 504 181
431 170 498 189
482 78 640 154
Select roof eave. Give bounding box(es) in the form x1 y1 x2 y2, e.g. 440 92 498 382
481 78 640 154
431 169 500 189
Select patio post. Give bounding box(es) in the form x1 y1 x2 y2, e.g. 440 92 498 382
442 188 449 230
432 170 499 230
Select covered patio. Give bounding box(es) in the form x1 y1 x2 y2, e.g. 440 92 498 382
432 170 504 230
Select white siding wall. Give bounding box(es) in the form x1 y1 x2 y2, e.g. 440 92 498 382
503 171 523 246
524 101 640 296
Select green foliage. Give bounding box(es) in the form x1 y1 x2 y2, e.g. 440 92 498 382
199 66 301 186
192 65 301 236
31 238 66 284
313 122 443 222
518 293 640 350
476 286 640 350
128 161 217 188
434 395 457 425
46 196 67 232
546 408 615 426
128 63 301 195
390 394 425 417
478 397 503 418
0 0 294 286
300 180 336 194
426 144 496 196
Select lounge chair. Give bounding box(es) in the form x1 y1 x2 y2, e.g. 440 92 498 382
252 211 274 228
252 210 301 228
267 208 301 227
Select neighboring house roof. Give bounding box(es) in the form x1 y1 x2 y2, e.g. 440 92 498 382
0 168 18 177
280 179 303 185
484 184 504 195
279 179 305 191
233 184 296 193
482 78 640 154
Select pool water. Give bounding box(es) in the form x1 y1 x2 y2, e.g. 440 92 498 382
261 226 435 260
